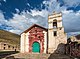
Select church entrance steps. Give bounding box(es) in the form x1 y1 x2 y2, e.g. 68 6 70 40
11 53 50 59
4 53 72 59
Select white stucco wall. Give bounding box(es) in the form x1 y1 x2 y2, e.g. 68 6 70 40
43 31 47 53
20 33 26 53
48 29 56 53
25 32 29 52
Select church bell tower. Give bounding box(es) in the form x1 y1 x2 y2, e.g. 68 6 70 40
48 12 67 53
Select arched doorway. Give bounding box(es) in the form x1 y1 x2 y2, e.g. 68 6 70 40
32 42 40 53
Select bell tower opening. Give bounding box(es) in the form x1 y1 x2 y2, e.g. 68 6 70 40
53 19 57 28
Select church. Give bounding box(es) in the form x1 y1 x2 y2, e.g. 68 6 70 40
20 12 67 54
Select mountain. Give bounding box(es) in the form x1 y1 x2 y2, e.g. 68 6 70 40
75 34 80 40
0 30 20 45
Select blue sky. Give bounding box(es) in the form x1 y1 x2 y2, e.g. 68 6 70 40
0 0 80 37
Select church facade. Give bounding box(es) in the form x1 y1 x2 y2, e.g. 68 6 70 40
20 24 48 53
20 12 67 53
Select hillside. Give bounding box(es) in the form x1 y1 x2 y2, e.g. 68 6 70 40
0 30 20 45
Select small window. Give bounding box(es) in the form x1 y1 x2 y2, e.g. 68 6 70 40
35 35 37 37
60 28 62 30
38 36 40 38
8 46 10 48
4 44 6 46
54 31 57 36
4 47 5 50
13 47 14 49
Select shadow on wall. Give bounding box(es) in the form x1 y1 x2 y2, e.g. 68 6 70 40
48 43 67 59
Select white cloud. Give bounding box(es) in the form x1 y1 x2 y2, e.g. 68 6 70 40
9 29 21 34
0 11 7 25
62 10 80 32
0 0 80 37
15 8 20 13
76 10 80 16
0 3 1 5
0 9 48 34
3 0 6 2
27 3 30 7
62 0 80 7
30 9 49 17
62 10 73 14
7 12 29 31
43 0 66 13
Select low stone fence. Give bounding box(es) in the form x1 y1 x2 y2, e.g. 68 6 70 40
71 49 80 58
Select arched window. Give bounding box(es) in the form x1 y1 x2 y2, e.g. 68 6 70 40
53 19 57 28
